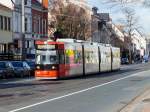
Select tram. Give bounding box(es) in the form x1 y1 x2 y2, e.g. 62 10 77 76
35 39 120 79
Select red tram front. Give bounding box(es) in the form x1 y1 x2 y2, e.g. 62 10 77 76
35 40 65 79
35 40 84 79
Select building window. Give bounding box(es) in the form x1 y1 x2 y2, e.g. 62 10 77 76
38 18 40 33
0 44 5 53
43 19 47 35
41 18 43 34
0 15 1 30
4 16 7 31
33 17 37 33
15 14 19 32
43 19 45 35
14 39 19 48
45 19 47 35
8 18 11 31
0 15 3 30
38 18 41 33
25 0 27 5
25 18 28 32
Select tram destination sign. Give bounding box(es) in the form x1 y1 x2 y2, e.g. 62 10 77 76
36 44 56 50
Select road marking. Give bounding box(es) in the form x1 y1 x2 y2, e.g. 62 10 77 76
9 70 150 112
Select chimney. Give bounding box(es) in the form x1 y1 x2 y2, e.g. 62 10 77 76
42 0 48 9
92 7 98 15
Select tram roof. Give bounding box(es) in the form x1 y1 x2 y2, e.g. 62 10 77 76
35 39 112 47
57 39 85 43
35 40 64 45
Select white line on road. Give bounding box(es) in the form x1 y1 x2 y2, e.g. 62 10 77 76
9 70 150 112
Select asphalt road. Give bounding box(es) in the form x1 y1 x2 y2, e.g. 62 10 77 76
0 63 150 112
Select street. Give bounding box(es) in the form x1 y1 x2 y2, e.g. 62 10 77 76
0 0 150 112
0 63 149 112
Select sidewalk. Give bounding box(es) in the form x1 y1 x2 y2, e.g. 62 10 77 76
0 77 34 84
120 88 150 112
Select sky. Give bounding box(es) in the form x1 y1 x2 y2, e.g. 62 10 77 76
0 0 149 36
87 0 150 36
0 0 13 8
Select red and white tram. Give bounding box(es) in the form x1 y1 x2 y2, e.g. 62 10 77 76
35 39 120 79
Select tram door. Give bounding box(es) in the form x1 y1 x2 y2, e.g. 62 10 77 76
58 49 66 77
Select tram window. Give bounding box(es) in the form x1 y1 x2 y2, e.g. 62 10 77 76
74 50 82 64
42 55 46 62
36 55 46 64
36 55 41 64
59 54 65 64
58 50 65 64
65 49 70 64
74 50 78 63
65 56 70 64
49 55 58 64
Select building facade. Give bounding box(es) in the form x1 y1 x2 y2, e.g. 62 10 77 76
91 7 112 44
13 0 32 54
0 3 12 53
32 0 48 40
12 0 48 55
48 0 92 39
131 29 146 57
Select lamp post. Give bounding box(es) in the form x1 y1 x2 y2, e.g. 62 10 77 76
21 0 26 60
11 0 26 60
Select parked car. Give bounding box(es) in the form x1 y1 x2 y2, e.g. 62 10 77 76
25 61 35 76
0 61 14 79
121 57 129 64
9 61 30 77
143 55 149 63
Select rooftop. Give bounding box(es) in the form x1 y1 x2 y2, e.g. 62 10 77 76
0 3 11 12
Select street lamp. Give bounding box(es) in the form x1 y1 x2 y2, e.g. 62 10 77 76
11 0 26 60
21 0 26 60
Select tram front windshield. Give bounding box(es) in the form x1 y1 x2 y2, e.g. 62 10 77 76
36 50 58 65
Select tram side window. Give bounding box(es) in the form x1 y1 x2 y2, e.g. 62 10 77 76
74 50 82 64
85 51 94 64
65 50 70 64
65 55 70 64
101 51 105 64
59 51 65 64
85 51 90 64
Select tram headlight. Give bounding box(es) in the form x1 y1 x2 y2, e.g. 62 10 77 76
52 66 56 70
36 66 40 69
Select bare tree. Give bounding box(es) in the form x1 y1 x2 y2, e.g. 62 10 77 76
120 7 140 63
143 0 150 7
100 0 137 8
48 0 91 40
122 8 139 36
103 0 150 7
